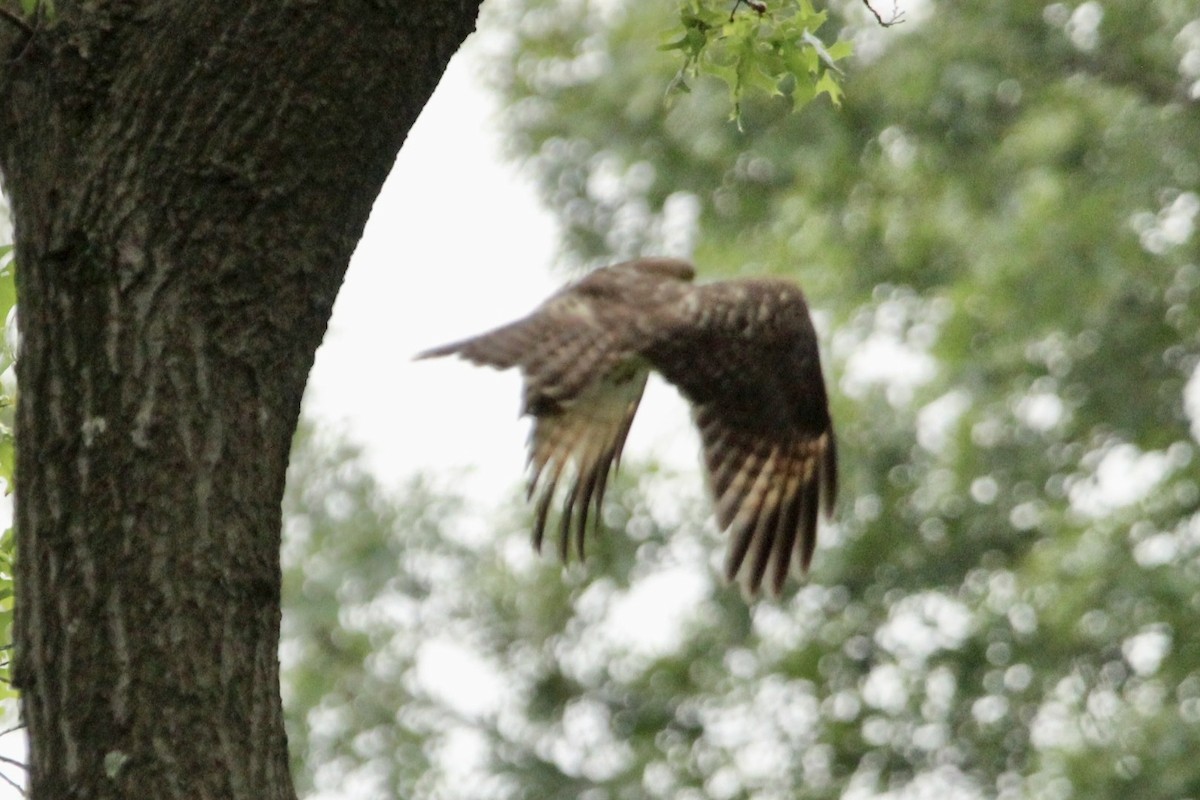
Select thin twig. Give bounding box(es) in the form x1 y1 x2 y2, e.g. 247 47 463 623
0 754 24 772
862 0 905 27
0 722 25 738
729 0 766 22
0 767 24 797
0 7 33 38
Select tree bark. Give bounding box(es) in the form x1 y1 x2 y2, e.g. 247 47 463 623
0 1 480 797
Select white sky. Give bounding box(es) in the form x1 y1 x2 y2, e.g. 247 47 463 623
304 43 558 500
304 40 697 506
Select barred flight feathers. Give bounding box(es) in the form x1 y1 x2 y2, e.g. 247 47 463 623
418 257 837 597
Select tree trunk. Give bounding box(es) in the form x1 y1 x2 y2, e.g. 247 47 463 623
0 1 480 797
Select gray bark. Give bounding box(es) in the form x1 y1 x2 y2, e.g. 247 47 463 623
0 1 480 797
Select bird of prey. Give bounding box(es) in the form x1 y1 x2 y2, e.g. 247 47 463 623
419 257 837 596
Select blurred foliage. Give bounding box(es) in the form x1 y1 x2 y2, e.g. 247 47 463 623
283 0 1200 798
0 238 17 709
15 1 53 18
0 212 21 793
282 425 456 798
282 424 743 799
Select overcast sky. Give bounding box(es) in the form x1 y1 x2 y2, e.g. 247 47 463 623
304 39 700 507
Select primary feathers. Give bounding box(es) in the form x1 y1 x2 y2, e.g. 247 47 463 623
418 257 837 596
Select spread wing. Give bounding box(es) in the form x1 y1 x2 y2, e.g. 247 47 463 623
418 259 694 560
525 362 648 560
420 261 835 597
418 306 643 559
416 293 623 408
642 279 837 597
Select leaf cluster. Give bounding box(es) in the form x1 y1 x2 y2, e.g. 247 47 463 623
661 0 850 123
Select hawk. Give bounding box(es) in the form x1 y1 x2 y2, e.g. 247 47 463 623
419 257 837 596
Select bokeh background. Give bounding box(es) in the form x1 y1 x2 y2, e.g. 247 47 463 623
287 1 1200 798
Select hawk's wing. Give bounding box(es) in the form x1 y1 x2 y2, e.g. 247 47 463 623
525 362 648 560
418 259 694 560
419 260 835 596
641 279 837 597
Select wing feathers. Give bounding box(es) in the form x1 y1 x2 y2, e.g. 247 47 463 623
742 448 786 594
768 450 806 595
420 261 837 598
798 467 821 573
636 279 835 597
418 302 622 410
706 426 834 597
531 448 569 553
821 431 838 518
525 368 648 562
416 317 539 368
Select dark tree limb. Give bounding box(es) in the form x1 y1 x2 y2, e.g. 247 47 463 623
0 7 32 37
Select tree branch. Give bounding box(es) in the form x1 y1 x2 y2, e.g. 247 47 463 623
0 767 23 796
0 7 32 38
862 0 904 27
0 722 25 738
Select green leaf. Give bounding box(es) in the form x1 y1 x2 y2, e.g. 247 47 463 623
790 76 817 110
784 44 820 77
814 69 844 105
825 39 853 61
0 259 17 335
0 435 13 493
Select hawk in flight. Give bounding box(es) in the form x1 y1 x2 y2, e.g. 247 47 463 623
419 257 837 596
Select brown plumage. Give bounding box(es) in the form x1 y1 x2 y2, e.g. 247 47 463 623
418 257 837 596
